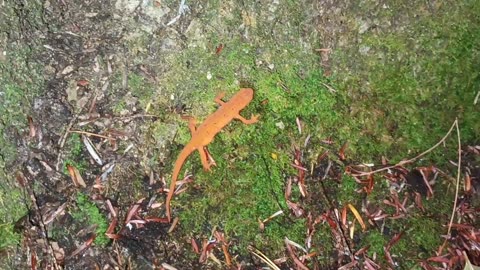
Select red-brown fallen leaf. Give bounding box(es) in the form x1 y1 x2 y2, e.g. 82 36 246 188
317 150 329 162
68 235 95 258
214 231 232 266
106 217 117 234
77 79 89 87
339 261 358 270
321 212 337 230
191 238 200 254
426 256 450 263
285 239 309 270
339 142 348 160
105 233 122 240
31 250 37 270
215 44 224 55
286 200 305 217
125 198 145 224
414 192 425 212
384 246 395 267
386 231 403 251
465 173 472 193
354 245 370 256
16 172 26 187
364 257 380 270
66 164 86 188
285 177 292 200
28 116 36 138
105 199 117 217
199 239 217 263
144 217 169 223
341 206 347 227
417 166 435 198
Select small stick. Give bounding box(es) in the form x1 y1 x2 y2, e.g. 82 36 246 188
446 120 461 237
69 130 114 139
353 120 457 176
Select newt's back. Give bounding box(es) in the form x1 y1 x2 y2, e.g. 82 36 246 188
194 88 255 143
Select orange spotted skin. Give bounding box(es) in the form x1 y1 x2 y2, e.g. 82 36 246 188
166 88 259 221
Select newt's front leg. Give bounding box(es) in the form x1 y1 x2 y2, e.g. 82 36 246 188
214 92 226 105
236 114 260 124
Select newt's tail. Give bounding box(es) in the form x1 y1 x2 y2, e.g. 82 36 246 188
166 146 194 222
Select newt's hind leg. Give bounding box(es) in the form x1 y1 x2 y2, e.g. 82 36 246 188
235 114 260 124
198 147 213 171
214 92 226 105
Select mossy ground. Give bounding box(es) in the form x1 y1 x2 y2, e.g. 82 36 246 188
151 0 479 267
1 0 479 268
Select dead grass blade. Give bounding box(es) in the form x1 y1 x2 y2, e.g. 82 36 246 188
248 246 280 270
82 134 103 165
347 203 366 231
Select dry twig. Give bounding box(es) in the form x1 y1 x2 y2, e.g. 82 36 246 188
352 119 458 176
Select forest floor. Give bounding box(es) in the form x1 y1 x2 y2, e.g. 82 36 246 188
0 0 479 269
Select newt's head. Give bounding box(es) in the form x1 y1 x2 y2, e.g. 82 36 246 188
233 88 255 106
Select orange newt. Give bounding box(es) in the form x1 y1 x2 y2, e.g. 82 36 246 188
166 88 259 221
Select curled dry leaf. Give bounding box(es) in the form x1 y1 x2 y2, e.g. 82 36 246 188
66 165 86 188
77 79 89 87
286 200 305 218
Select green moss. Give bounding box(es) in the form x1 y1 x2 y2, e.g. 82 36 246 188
0 2 45 259
128 73 154 110
0 187 24 249
112 100 127 114
62 133 88 174
166 39 338 253
72 193 110 247
335 0 480 163
152 0 478 265
362 230 387 257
